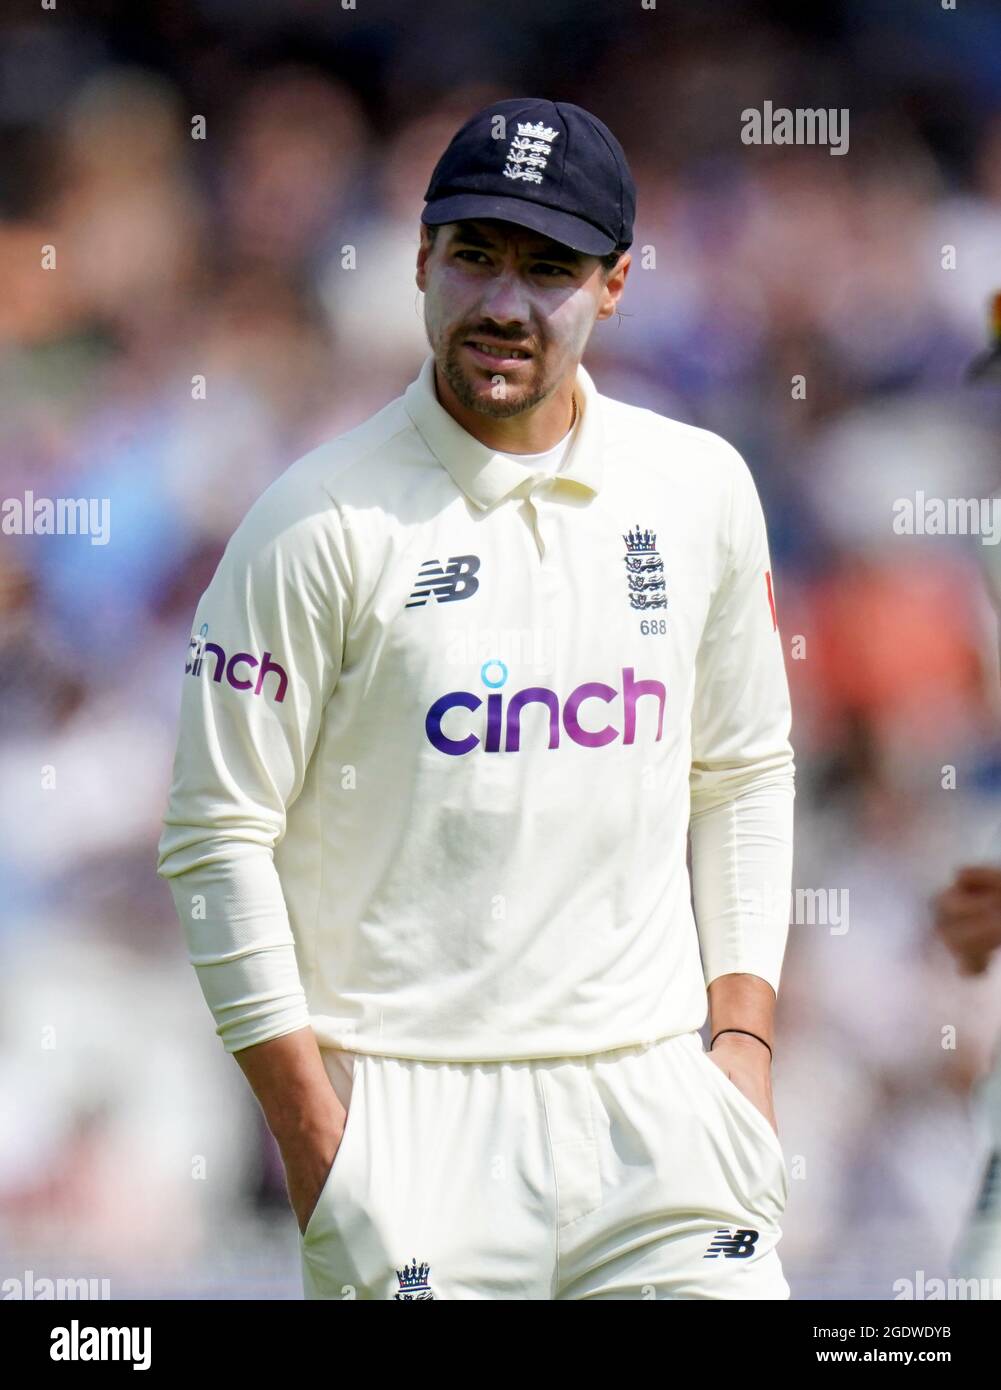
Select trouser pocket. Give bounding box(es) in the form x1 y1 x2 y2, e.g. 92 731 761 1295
689 1035 790 1212
300 1052 365 1244
300 1053 391 1299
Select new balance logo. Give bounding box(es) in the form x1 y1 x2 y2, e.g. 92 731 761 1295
704 1227 760 1259
406 555 481 607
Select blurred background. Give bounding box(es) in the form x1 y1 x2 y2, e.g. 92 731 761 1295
3 0 1001 1299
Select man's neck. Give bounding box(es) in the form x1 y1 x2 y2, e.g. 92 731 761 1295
433 362 576 455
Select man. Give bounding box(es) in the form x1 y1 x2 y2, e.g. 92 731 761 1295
934 865 1001 1287
933 294 1001 1288
157 97 796 1300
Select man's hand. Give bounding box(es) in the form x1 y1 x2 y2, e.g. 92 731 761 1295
933 864 1001 976
706 1030 779 1136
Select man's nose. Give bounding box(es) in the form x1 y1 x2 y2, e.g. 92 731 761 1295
478 270 531 327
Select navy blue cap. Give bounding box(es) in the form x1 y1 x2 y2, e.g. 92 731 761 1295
421 97 635 256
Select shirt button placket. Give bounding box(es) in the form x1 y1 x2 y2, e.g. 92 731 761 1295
529 483 555 564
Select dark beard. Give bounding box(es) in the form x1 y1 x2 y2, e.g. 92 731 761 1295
440 337 548 418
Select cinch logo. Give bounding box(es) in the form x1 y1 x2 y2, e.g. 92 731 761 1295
425 660 666 756
185 623 288 702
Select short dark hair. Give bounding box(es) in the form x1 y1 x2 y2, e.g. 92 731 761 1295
423 221 622 277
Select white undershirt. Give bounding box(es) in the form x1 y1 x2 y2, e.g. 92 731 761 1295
497 418 579 475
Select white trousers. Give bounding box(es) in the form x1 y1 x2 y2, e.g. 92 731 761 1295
299 1028 790 1300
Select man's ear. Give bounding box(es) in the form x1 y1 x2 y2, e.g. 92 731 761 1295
596 251 631 322
416 223 434 293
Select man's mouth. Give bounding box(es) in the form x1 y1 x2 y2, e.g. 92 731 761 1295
464 339 533 363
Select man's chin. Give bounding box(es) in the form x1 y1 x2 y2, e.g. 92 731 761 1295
460 389 539 418
446 362 543 416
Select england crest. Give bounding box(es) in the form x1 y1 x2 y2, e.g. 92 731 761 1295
502 120 559 187
394 1257 436 1300
622 524 667 612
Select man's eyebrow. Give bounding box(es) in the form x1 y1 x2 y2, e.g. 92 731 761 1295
450 222 499 248
525 243 583 264
450 222 584 263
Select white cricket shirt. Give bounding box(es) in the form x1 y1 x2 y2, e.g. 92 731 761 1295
157 352 795 1060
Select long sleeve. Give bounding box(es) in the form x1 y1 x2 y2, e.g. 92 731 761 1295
688 448 795 993
156 467 351 1052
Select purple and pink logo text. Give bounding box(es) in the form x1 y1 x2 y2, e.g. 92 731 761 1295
185 623 288 703
426 659 666 756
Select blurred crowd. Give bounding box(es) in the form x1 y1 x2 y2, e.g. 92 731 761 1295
3 0 1001 1297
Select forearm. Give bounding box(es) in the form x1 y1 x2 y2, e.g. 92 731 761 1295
236 1029 346 1233
707 972 776 1052
158 837 348 1200
706 972 780 1134
233 1027 344 1151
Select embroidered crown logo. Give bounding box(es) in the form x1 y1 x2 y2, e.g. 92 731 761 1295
622 522 667 612
394 1258 435 1300
502 120 560 186
518 120 559 142
623 526 657 553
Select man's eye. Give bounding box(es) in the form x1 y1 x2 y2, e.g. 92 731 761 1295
455 249 490 264
532 263 572 277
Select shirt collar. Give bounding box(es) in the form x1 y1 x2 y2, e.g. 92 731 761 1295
403 352 603 511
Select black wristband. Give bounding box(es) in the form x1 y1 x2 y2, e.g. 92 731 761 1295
711 1028 773 1060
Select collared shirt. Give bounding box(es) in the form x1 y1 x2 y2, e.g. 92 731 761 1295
157 351 795 1060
